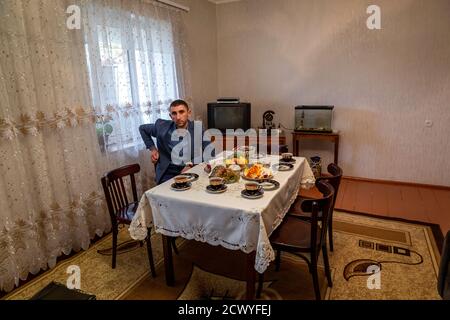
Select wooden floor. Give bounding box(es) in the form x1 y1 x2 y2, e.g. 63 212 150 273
300 177 450 235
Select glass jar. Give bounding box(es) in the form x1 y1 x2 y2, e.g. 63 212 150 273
309 156 322 178
229 164 241 183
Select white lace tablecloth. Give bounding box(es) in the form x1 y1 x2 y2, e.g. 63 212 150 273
129 155 315 273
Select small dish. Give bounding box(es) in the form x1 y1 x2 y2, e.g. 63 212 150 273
170 182 192 191
259 180 280 191
272 163 294 171
206 184 228 194
241 189 264 199
178 173 199 182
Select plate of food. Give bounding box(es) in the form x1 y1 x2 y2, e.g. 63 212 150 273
242 163 273 182
209 165 240 184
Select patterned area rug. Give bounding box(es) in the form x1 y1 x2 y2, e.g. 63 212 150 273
2 226 165 300
3 212 442 300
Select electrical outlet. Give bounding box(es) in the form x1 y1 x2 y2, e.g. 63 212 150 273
425 120 433 127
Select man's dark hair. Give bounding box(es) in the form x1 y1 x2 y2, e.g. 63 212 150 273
170 99 189 110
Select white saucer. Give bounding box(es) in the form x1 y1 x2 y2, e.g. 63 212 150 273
273 163 294 171
178 173 199 182
259 180 280 191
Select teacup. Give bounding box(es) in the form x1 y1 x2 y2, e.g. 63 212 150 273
245 182 261 194
174 175 189 186
281 153 293 161
209 177 224 189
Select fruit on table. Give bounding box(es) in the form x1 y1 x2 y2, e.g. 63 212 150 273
204 163 212 174
243 164 273 179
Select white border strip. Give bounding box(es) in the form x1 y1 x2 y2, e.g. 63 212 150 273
157 0 190 12
208 0 242 4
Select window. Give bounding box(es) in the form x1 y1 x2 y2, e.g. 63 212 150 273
84 8 182 152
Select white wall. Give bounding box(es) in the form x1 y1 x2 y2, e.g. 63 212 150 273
178 0 219 121
216 0 450 186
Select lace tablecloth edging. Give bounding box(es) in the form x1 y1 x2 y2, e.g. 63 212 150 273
128 194 153 241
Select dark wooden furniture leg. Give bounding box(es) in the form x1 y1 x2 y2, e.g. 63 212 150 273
311 258 321 300
322 243 333 287
293 138 299 156
146 228 156 278
162 235 175 286
246 252 256 300
171 238 179 255
329 216 334 251
275 249 281 271
334 136 339 164
256 273 264 298
112 227 118 269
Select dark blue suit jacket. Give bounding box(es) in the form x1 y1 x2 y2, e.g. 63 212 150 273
139 119 213 184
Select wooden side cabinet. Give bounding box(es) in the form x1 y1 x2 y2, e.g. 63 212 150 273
292 131 340 164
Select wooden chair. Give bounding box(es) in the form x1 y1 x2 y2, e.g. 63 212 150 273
101 164 156 275
289 163 343 251
438 230 450 300
257 180 335 300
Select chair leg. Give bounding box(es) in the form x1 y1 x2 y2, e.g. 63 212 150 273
311 262 321 300
171 237 179 255
328 216 334 252
146 228 156 278
112 228 118 269
275 250 281 272
322 244 333 287
256 273 264 298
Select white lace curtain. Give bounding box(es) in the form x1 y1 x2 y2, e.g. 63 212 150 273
0 0 191 292
83 0 192 154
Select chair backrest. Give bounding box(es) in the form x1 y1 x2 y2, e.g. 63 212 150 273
101 164 140 223
301 180 334 251
316 163 343 210
438 230 450 300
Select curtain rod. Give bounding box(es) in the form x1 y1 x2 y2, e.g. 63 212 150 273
156 0 190 12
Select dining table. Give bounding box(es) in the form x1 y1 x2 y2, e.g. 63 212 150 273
129 153 315 299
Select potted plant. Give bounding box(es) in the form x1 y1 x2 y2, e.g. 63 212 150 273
96 121 113 152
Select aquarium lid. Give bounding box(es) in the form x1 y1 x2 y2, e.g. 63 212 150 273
295 105 334 110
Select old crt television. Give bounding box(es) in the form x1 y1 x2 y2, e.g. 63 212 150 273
207 102 251 132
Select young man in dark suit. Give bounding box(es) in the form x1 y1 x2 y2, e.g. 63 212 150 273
139 100 213 184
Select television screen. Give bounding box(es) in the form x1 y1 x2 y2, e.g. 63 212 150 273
213 106 245 129
207 103 251 131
